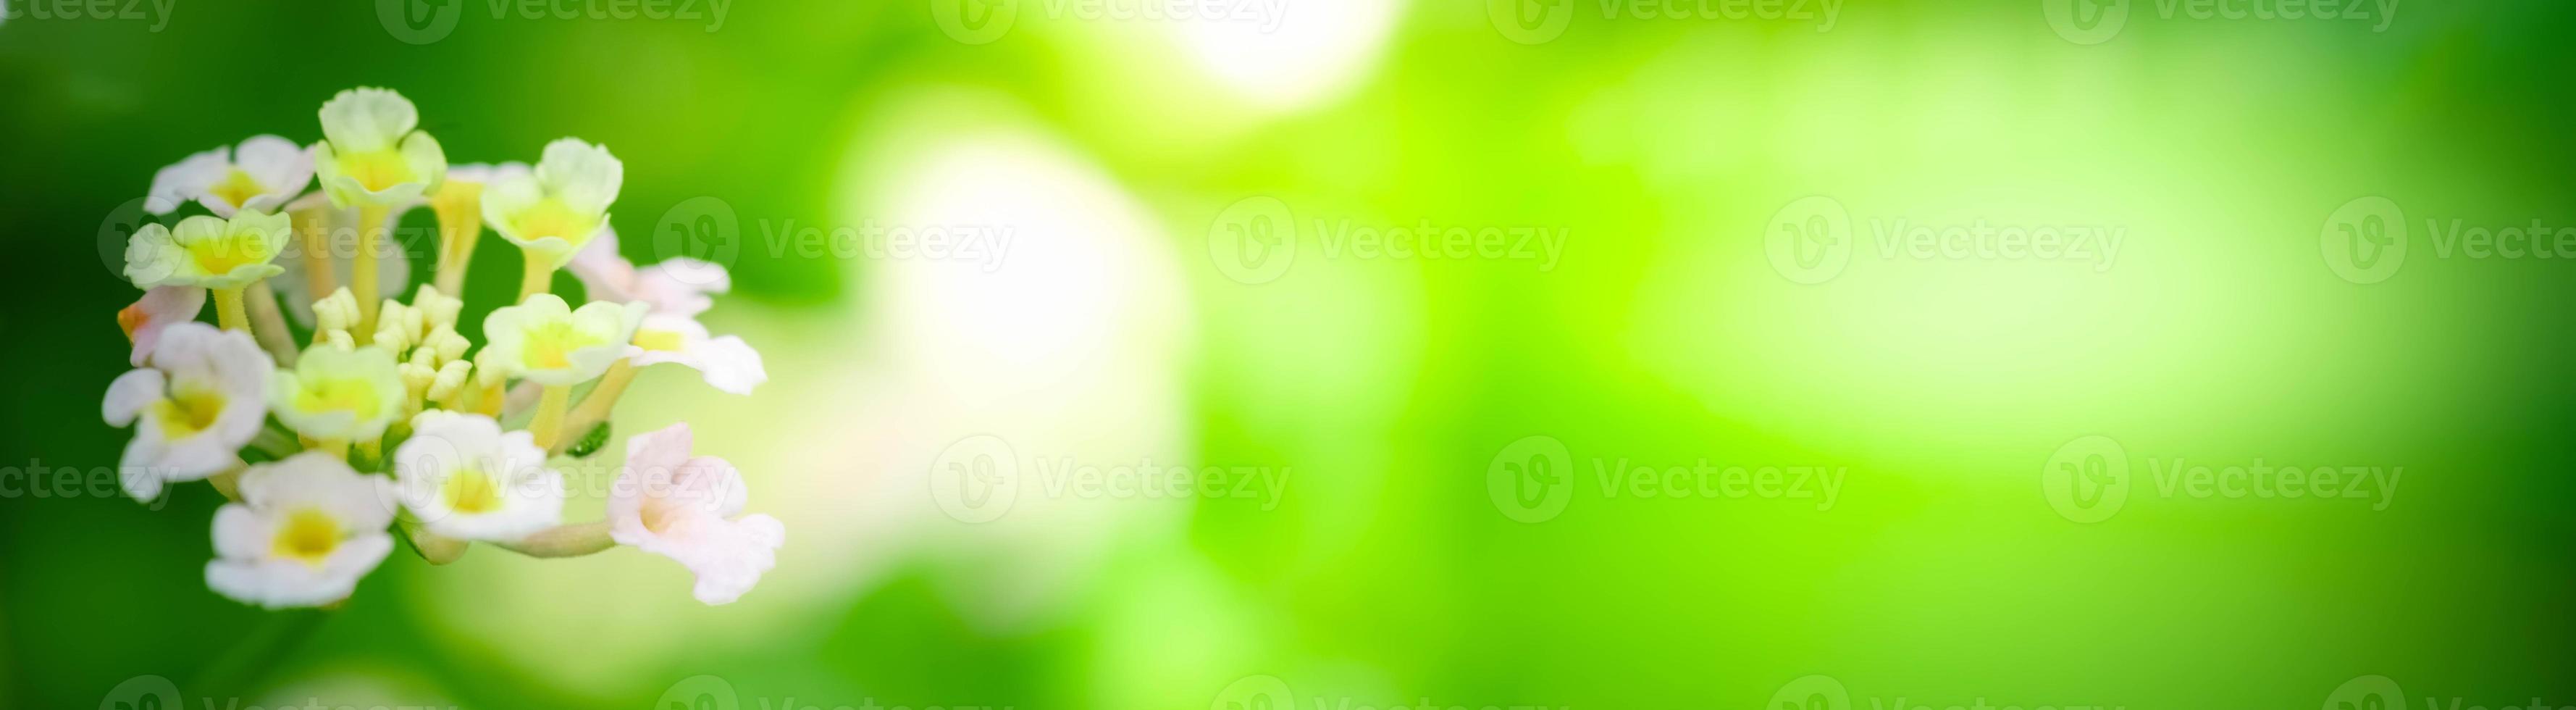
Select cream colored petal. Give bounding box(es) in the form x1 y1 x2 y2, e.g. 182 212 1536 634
316 88 416 153
537 138 621 215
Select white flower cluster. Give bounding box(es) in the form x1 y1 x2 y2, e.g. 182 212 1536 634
106 87 781 609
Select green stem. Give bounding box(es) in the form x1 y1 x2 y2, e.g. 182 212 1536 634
213 287 249 332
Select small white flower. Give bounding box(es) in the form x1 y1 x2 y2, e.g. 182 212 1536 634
269 344 406 443
311 88 448 208
631 312 766 396
103 322 272 501
117 285 206 367
483 138 622 268
124 211 293 290
567 227 729 318
393 411 563 541
205 452 397 609
608 423 783 605
480 293 645 386
146 135 315 217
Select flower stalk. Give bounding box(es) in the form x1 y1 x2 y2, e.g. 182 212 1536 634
212 286 249 331
352 204 387 340
528 384 571 449
244 281 299 366
495 520 613 558
553 359 637 454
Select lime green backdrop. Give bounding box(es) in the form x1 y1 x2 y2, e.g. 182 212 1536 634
2 1 2572 709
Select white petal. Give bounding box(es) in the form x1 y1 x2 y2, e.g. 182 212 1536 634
211 504 271 560
566 226 636 301
122 285 206 366
317 88 418 153
117 437 168 501
232 135 315 202
689 335 766 395
146 149 230 215
103 369 164 427
537 138 622 215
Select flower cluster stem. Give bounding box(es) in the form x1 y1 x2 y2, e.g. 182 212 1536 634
399 521 469 564
529 385 572 450
244 281 299 367
353 204 388 340
432 184 484 296
517 248 553 302
212 286 249 332
553 359 638 455
291 204 338 299
496 521 613 558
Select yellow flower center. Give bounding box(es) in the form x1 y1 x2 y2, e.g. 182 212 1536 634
508 199 598 246
271 508 342 564
208 168 267 208
337 147 417 192
640 501 679 534
185 232 272 276
633 327 685 352
294 377 384 421
441 467 504 514
150 384 227 438
521 320 605 371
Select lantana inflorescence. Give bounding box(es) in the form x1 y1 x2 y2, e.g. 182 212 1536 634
104 87 779 609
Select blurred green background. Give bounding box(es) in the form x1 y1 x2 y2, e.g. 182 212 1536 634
4 1 2575 709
